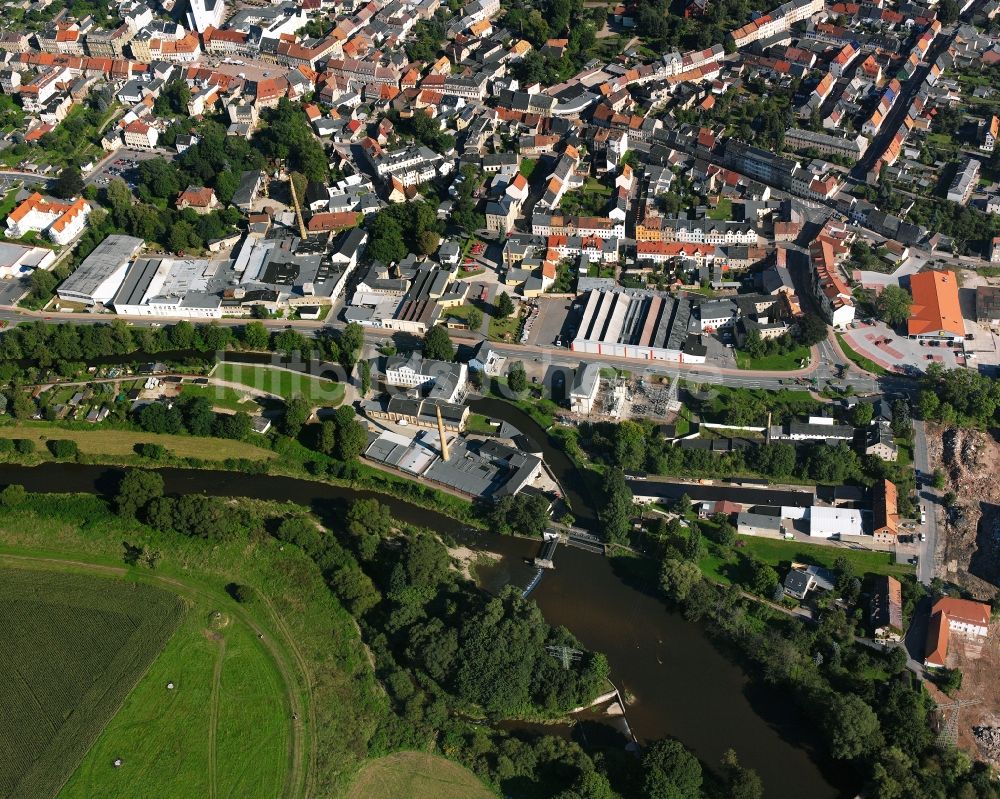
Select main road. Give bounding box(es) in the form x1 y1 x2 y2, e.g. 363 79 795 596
0 300 883 392
911 419 940 585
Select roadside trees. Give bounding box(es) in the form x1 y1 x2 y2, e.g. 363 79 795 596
423 325 455 362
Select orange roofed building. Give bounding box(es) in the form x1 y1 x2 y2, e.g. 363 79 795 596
925 596 991 668
907 269 964 341
6 192 90 245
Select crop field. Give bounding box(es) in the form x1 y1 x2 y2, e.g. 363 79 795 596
0 567 183 799
214 363 345 406
0 491 384 798
60 597 291 799
346 752 495 799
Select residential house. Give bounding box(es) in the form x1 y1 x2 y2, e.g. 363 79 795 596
871 575 904 642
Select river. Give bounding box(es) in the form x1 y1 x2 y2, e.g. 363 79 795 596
0 461 850 798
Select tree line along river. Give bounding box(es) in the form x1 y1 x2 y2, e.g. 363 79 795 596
1 351 851 797
0 453 850 799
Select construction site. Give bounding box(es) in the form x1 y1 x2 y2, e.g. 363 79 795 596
930 427 1000 596
925 425 1000 763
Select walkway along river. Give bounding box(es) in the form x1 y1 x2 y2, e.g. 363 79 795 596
0 462 852 799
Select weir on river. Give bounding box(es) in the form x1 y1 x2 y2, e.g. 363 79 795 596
0 460 853 799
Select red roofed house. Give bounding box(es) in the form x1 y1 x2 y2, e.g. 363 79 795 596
637 241 714 265
176 186 219 214
123 118 158 149
871 575 903 642
925 596 991 668
307 211 360 233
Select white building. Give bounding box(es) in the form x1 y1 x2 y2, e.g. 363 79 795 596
57 235 144 306
385 353 468 403
570 362 601 414
808 506 863 539
111 256 223 318
186 0 226 33
0 240 57 279
6 193 90 245
122 119 159 149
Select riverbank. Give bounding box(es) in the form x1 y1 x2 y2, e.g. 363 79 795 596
0 417 484 528
0 461 850 799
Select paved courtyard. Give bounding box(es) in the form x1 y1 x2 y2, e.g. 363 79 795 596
840 320 967 373
526 297 572 347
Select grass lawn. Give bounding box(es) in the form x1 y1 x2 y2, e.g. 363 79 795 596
734 344 810 371
0 184 21 219
215 363 344 406
587 262 616 278
0 567 183 799
442 304 477 321
708 197 732 220
0 491 386 799
519 158 538 180
179 383 262 413
456 267 485 279
741 537 912 579
465 413 498 435
582 177 611 196
346 752 494 799
0 421 276 461
835 333 888 376
488 314 521 342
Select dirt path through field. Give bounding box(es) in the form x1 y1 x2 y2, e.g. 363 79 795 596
0 552 310 799
207 636 226 799
251 587 317 799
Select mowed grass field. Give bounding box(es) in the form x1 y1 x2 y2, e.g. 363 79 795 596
699 535 913 584
0 567 183 799
0 491 385 799
215 363 344 406
0 421 277 461
347 752 495 799
60 598 291 799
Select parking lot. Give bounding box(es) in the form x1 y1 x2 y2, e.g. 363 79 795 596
526 297 572 347
840 318 968 372
0 275 27 306
85 149 163 190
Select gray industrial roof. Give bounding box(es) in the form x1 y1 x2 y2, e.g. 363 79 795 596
58 235 144 299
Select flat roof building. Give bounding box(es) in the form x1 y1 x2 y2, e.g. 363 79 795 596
112 257 224 318
809 505 863 539
57 235 144 306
